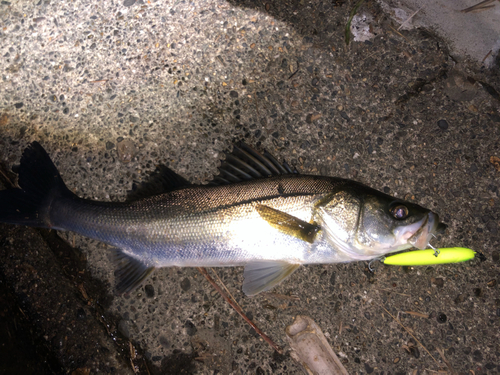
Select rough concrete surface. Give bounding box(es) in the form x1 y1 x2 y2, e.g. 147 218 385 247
0 0 499 374
379 0 500 67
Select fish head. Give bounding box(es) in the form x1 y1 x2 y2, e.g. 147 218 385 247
315 184 446 260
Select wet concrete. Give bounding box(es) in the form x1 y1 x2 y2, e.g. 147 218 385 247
0 0 499 374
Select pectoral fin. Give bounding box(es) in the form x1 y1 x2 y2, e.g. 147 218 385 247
243 261 301 296
256 204 320 243
110 249 155 294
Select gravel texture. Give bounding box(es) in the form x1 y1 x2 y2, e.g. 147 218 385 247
0 0 499 374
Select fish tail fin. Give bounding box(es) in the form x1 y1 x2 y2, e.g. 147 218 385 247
0 142 73 227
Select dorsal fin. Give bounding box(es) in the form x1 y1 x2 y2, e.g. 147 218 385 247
127 165 191 201
209 142 297 186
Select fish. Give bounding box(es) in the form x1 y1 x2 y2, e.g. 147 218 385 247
0 142 446 296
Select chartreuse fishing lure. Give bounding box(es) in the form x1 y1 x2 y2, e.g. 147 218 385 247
382 247 476 266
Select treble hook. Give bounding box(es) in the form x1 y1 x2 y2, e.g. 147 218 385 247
427 242 440 257
368 257 384 272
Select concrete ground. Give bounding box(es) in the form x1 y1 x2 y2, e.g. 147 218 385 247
380 0 500 67
0 0 499 374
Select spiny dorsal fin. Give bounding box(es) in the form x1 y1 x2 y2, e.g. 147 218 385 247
210 142 297 186
256 204 320 244
127 165 191 201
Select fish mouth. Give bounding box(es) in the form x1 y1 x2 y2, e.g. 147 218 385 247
408 212 441 250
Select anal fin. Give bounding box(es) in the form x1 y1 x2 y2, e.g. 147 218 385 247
243 261 301 296
256 204 320 243
110 249 155 294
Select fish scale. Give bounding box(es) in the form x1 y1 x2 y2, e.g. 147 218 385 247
51 176 333 266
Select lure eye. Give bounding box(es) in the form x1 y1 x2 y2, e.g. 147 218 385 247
390 205 409 220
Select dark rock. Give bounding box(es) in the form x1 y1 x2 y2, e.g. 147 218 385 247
14 102 23 109
364 362 374 374
437 119 449 130
437 313 447 323
123 0 136 6
432 277 444 288
144 284 154 298
454 294 465 304
180 277 191 292
184 320 197 336
76 308 86 320
159 335 169 348
340 111 349 120
472 349 483 362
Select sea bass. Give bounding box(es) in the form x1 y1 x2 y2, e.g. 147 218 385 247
0 142 446 295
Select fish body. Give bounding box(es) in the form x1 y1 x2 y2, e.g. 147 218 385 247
0 142 445 295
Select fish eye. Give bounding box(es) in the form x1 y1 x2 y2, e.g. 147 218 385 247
390 205 409 220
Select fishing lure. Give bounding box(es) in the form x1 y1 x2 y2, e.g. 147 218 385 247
382 247 476 266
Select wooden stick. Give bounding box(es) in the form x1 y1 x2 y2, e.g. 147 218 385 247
404 310 429 319
436 347 456 374
209 268 242 311
398 6 423 30
197 267 282 353
461 0 495 13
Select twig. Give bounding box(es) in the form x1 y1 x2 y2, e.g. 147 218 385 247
404 310 429 318
209 267 242 311
398 6 423 30
262 292 300 301
0 167 15 188
461 0 496 13
47 33 63 46
482 49 492 63
379 303 439 364
436 347 456 374
196 267 282 354
90 79 112 83
288 61 299 80
389 25 409 42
